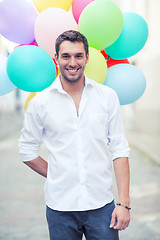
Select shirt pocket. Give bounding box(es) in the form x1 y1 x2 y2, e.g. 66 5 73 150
89 113 108 139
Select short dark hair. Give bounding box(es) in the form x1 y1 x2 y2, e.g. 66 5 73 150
55 30 89 57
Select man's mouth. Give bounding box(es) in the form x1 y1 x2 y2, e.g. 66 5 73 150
66 67 81 73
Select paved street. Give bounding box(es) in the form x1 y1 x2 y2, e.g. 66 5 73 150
0 128 160 240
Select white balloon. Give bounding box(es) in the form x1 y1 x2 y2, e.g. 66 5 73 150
35 8 78 58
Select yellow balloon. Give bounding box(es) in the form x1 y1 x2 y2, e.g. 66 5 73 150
32 0 72 12
25 92 37 111
84 47 107 84
57 68 61 76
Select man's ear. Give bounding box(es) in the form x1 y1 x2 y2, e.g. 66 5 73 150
54 53 59 65
86 53 89 64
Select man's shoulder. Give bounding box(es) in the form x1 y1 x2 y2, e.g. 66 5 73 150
91 78 117 98
33 87 51 103
28 80 55 108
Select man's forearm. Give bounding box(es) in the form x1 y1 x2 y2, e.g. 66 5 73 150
113 157 130 205
110 157 130 231
24 156 48 178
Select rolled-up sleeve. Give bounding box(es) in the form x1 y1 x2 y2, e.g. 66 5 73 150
107 91 130 160
19 99 43 162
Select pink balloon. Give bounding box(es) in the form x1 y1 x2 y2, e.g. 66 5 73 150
35 8 78 58
72 0 95 23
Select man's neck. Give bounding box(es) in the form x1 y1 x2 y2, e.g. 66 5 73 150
60 75 85 96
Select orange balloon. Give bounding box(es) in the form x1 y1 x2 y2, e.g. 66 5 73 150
57 68 61 76
25 92 37 110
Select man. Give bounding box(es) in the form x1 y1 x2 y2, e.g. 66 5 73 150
19 30 131 240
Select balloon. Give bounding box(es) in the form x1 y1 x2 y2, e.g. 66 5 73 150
57 68 61 76
32 0 72 13
52 58 59 76
7 45 57 92
0 0 38 44
25 92 37 110
105 12 148 59
14 41 38 50
107 57 129 68
35 8 78 58
104 64 146 105
84 47 107 84
100 49 108 59
14 43 59 79
0 55 16 96
72 0 94 23
78 0 123 50
15 43 59 76
100 50 129 67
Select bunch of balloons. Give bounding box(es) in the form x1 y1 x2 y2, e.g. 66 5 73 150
0 0 148 105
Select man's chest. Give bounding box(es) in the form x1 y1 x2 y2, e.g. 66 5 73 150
41 93 109 140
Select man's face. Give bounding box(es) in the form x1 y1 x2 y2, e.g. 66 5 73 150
55 41 89 83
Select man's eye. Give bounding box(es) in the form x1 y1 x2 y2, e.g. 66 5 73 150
76 55 82 58
62 56 69 59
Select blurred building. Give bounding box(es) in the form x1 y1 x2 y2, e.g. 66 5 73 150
113 0 160 136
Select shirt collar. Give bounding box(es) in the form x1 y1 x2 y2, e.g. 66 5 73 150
49 75 95 93
85 75 95 87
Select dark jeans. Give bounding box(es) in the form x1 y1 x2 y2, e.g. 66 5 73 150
46 200 119 240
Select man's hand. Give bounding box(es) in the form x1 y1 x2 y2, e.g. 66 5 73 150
110 205 130 231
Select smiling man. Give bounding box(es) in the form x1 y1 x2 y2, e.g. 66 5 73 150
56 40 88 83
19 30 131 240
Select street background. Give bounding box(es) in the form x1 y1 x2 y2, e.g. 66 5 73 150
0 0 160 239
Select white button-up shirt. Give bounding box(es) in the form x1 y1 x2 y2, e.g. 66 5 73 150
19 76 130 211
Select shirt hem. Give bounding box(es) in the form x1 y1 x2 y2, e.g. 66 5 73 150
45 197 114 212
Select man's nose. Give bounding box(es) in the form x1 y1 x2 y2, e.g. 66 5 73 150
69 57 76 67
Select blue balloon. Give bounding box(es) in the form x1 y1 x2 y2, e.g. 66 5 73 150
104 64 146 105
7 45 57 92
0 55 16 96
105 12 148 59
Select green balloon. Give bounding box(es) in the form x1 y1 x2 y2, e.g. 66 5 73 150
7 45 56 92
78 0 123 50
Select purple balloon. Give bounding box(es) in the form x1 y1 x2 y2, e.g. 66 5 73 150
0 0 38 44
